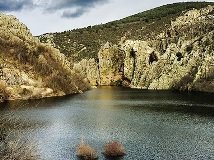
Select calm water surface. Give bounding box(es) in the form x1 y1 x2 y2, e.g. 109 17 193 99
1 87 214 160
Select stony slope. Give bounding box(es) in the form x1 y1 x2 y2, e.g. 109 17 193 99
0 14 89 102
73 5 214 92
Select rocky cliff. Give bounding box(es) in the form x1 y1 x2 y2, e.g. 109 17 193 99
73 5 214 92
122 5 214 92
0 14 89 102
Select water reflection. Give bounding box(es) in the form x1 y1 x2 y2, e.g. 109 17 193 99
0 87 214 159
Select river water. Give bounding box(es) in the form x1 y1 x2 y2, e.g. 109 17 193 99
1 87 214 160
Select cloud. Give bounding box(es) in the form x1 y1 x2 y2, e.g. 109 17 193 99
46 0 109 18
0 0 33 11
47 0 108 11
62 8 88 18
0 0 109 18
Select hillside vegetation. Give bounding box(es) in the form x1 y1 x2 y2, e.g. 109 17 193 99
39 2 214 62
0 14 89 101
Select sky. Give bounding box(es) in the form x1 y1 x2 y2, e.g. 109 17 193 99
0 0 213 35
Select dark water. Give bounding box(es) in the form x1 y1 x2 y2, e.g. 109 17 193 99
1 87 214 160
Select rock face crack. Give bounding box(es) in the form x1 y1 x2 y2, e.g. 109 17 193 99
130 48 137 81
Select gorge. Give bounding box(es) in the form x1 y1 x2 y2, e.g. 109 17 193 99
0 2 214 160
0 3 213 102
40 4 214 93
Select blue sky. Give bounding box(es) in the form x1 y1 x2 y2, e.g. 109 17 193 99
1 0 213 35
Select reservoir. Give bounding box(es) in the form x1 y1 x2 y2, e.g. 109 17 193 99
1 87 214 160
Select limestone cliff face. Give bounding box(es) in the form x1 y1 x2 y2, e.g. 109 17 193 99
120 5 214 92
0 14 89 102
121 40 155 88
97 42 125 86
73 58 99 86
74 5 214 92
73 42 125 86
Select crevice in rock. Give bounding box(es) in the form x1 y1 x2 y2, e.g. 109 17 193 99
149 51 158 64
130 48 137 81
96 58 101 85
176 52 184 61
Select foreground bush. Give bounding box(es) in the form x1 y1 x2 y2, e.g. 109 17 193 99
76 142 98 160
0 114 39 160
0 139 39 160
103 141 126 157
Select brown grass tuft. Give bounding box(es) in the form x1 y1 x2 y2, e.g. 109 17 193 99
0 139 39 160
76 143 98 160
103 141 126 157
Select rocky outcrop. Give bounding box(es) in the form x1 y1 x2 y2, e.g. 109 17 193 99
73 5 214 92
97 42 125 86
0 14 89 101
119 5 214 92
73 58 100 86
73 42 125 86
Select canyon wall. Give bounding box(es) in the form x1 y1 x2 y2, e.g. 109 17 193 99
75 6 214 92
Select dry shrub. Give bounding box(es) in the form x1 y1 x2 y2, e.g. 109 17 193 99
103 141 126 157
0 138 39 160
0 113 39 160
76 143 98 160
